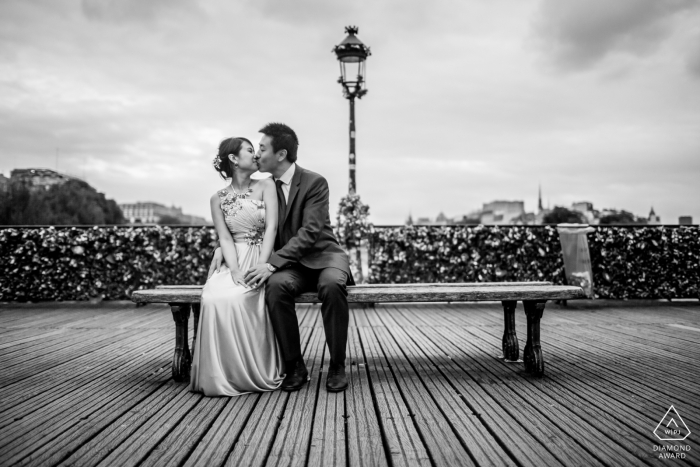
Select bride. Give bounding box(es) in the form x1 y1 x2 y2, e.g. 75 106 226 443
189 136 283 396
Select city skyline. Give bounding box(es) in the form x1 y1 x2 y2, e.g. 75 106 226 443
1 0 698 225
3 166 682 226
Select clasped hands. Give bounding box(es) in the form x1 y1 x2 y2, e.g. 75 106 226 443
208 247 273 288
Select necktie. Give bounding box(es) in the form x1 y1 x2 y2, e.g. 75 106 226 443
275 179 286 226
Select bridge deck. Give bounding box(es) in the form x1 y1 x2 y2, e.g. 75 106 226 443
0 300 698 466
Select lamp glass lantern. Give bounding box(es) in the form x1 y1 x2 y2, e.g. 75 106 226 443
333 26 371 99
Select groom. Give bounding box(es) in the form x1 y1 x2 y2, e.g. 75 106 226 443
210 122 353 393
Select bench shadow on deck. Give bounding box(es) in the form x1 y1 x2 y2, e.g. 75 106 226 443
0 300 698 467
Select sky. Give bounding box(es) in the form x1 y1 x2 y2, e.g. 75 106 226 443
1 0 699 224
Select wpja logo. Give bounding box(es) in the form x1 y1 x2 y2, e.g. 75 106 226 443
652 405 691 460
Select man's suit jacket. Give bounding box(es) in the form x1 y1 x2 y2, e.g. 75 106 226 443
268 165 354 284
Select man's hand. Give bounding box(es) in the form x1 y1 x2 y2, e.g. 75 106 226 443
208 247 224 279
231 270 247 287
243 264 273 288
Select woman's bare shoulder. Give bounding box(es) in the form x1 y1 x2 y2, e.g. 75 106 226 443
210 189 226 204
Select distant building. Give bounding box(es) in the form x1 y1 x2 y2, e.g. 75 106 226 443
679 216 693 225
572 201 593 213
647 207 661 225
405 213 414 226
119 202 208 225
572 201 598 224
480 200 524 225
415 217 432 225
435 212 449 225
0 173 9 192
454 214 480 225
10 168 77 191
511 212 536 225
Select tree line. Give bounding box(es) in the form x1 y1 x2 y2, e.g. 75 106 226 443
0 179 124 225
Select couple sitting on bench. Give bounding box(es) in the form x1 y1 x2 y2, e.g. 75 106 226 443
190 123 353 398
133 124 585 390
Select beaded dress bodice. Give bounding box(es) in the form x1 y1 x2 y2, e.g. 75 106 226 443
217 189 266 246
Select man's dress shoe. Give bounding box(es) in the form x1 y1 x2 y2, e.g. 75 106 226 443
326 363 348 392
282 359 309 392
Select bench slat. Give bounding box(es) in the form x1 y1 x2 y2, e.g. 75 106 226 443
132 284 584 304
155 281 552 290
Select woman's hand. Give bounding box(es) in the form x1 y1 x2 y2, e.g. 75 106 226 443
230 270 248 287
208 247 224 279
244 264 273 288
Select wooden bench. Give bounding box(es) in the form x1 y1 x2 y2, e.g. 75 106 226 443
131 282 585 381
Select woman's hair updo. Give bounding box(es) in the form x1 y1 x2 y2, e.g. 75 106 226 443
213 137 253 179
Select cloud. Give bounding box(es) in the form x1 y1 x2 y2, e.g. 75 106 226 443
0 0 698 225
535 0 699 71
686 33 700 77
247 0 352 25
81 0 200 24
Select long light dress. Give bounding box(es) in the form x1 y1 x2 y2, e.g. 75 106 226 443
189 189 284 396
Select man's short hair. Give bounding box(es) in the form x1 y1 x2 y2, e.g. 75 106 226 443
259 122 299 162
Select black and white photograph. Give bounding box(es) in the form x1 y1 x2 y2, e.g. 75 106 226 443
0 0 698 465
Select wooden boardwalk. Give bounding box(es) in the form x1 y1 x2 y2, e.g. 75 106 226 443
0 300 698 467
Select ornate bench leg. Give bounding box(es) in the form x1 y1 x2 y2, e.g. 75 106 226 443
170 303 192 382
501 300 519 361
522 300 547 376
191 303 201 358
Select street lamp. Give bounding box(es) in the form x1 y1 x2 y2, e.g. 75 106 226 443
333 26 371 194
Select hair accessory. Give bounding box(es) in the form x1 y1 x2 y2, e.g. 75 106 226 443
213 156 221 170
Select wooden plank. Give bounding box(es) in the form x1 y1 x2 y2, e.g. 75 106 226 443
0 328 69 352
1 302 153 331
417 321 649 465
372 308 515 467
369 323 479 466
464 316 700 463
0 327 133 367
29 373 181 467
537 361 700 463
181 395 261 467
371 321 565 466
526 324 700 412
345 326 388 467
356 312 431 466
437 301 700 404
264 328 325 467
470 312 700 424
0 329 168 426
545 323 700 382
133 284 585 304
297 303 318 328
306 338 345 467
138 396 230 467
0 329 167 427
0 329 138 388
0 332 167 432
93 385 202 466
584 322 700 358
0 329 86 360
2 299 699 466
182 325 316 467
0 332 165 406
0 366 171 466
157 281 553 289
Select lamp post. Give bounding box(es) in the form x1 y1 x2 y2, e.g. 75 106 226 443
333 26 371 195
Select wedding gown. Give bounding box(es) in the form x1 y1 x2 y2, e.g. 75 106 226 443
189 189 284 396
